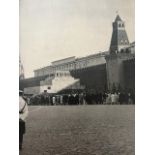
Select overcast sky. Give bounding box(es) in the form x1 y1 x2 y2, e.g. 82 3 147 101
20 0 134 78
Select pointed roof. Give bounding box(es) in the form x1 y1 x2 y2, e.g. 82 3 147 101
110 14 129 52
115 15 122 22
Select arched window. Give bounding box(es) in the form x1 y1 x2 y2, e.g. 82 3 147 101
125 40 128 44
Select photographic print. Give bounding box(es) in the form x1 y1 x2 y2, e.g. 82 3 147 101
19 0 135 154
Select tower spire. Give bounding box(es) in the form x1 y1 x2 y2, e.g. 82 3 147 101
109 14 129 53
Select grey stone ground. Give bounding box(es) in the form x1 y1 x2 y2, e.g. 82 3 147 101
20 105 135 155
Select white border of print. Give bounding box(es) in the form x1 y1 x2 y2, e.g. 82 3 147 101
0 0 155 154
0 0 19 154
135 0 155 154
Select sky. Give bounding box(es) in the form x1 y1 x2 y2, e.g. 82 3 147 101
20 0 135 78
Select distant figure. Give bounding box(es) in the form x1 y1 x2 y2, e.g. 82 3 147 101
63 94 68 105
128 93 133 104
115 92 119 104
52 96 56 105
102 92 107 104
119 92 124 105
124 92 129 104
106 93 111 104
75 94 79 105
79 93 84 105
60 95 63 105
56 95 60 105
131 92 135 104
19 90 28 151
111 93 115 104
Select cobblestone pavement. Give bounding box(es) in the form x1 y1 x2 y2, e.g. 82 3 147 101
20 105 135 155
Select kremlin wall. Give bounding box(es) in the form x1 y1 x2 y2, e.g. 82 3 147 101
19 15 135 95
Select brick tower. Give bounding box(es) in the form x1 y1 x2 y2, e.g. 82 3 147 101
105 14 135 91
110 14 129 54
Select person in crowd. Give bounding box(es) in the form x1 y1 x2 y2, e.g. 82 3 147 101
102 92 107 104
85 93 90 104
119 92 124 105
115 92 119 104
75 93 79 105
128 92 133 104
63 94 68 105
72 94 76 105
131 92 135 104
111 92 115 104
79 93 84 105
56 95 60 105
83 93 87 105
124 92 129 104
106 92 111 104
50 95 53 105
60 95 63 105
46 95 50 105
41 95 45 105
52 96 56 105
19 90 28 151
68 94 72 105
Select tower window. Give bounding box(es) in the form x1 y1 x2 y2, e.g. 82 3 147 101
125 40 128 43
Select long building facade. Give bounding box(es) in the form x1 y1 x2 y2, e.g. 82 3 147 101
20 14 135 95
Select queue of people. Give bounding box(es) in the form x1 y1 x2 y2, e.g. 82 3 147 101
28 91 135 105
19 89 134 151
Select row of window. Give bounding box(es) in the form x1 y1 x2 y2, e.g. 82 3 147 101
118 23 124 27
120 40 128 43
35 57 105 76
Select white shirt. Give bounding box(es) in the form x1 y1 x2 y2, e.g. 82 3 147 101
19 96 28 121
52 96 56 104
111 94 115 103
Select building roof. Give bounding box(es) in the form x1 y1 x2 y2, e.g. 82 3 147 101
51 56 75 66
115 15 122 22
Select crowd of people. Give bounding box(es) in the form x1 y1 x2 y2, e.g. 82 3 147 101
19 90 134 151
28 91 135 105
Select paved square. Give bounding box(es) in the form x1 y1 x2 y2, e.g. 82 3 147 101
20 105 135 155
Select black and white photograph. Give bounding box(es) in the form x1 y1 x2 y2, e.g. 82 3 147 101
19 0 135 154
